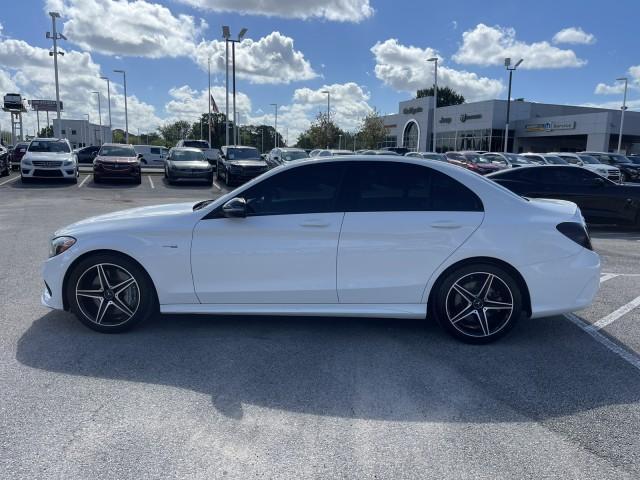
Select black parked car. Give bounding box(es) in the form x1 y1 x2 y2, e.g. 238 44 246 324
581 151 640 183
217 146 268 186
488 166 640 226
164 147 213 185
0 144 10 176
76 145 101 164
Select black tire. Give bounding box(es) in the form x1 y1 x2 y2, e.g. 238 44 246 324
215 161 221 180
207 175 214 186
21 175 30 184
135 175 142 185
94 175 101 184
66 252 157 333
433 263 523 344
70 175 78 184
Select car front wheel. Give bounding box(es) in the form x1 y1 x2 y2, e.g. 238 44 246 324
66 253 157 333
433 263 522 344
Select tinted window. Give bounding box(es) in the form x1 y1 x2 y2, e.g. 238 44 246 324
344 162 483 212
28 140 70 153
183 140 209 149
98 145 136 157
535 167 599 185
242 163 345 216
150 147 161 154
225 147 260 159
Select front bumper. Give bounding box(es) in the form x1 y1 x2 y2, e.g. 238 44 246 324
169 168 212 180
22 164 77 179
521 248 601 319
94 163 141 179
42 249 77 310
228 167 268 181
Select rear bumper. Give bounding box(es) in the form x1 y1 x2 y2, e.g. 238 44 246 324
521 248 601 319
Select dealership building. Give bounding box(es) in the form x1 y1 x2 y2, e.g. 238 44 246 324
52 119 112 149
381 96 640 154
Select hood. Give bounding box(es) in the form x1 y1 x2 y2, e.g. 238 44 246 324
24 151 73 161
57 202 196 236
95 155 138 163
227 159 267 167
169 160 211 169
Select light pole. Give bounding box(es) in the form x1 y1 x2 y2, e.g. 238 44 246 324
47 11 66 139
617 77 628 153
208 55 212 147
85 113 90 145
503 57 523 153
427 57 438 152
100 76 112 142
322 90 330 148
339 134 343 150
92 91 103 145
113 69 128 143
270 103 278 148
222 27 248 147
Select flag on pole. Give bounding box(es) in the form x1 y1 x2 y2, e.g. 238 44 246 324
210 94 219 114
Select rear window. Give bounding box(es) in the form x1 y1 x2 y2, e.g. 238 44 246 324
28 140 70 153
226 148 260 159
99 145 136 157
183 141 210 149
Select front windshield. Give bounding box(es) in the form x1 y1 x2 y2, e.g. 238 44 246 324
544 156 568 165
172 149 205 161
579 155 600 164
465 153 491 164
226 148 260 160
99 145 136 157
627 156 640 165
183 141 209 149
609 154 632 164
282 151 308 162
28 140 70 153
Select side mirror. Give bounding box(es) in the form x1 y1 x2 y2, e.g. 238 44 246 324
137 153 143 158
222 197 247 218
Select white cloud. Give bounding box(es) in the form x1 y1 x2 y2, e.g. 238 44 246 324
195 32 317 84
581 99 640 112
371 39 503 101
552 27 596 45
46 0 206 58
163 82 373 144
594 65 640 95
176 0 374 22
452 24 587 69
0 37 162 135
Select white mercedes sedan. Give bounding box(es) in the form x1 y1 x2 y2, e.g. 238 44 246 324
42 156 601 343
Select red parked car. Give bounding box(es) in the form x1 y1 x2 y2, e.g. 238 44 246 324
445 151 505 175
10 142 29 170
93 143 142 184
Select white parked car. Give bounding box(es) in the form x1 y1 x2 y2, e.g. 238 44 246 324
549 152 621 183
521 153 570 166
42 156 600 343
133 145 169 167
266 147 309 168
21 138 78 183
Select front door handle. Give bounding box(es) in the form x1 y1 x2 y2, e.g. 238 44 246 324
300 220 330 227
430 221 462 229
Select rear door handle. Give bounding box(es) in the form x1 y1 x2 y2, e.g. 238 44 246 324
430 222 462 229
300 221 330 227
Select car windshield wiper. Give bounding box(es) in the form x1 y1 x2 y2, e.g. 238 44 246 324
193 199 215 211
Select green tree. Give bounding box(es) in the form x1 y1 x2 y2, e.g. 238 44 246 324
158 120 192 147
38 125 53 138
355 109 387 150
416 86 465 107
295 112 347 149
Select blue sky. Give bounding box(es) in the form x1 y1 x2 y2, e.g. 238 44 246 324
1 0 638 142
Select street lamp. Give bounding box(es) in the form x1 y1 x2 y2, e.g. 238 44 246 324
617 77 629 153
46 11 66 139
339 134 343 150
503 57 523 153
427 57 438 152
113 69 128 143
84 113 90 146
322 90 330 148
222 26 248 147
270 103 278 148
100 76 112 142
92 91 103 145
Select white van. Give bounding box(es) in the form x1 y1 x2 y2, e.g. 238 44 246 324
133 145 169 166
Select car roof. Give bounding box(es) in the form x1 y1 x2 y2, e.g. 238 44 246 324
172 147 203 152
101 143 134 147
224 145 257 149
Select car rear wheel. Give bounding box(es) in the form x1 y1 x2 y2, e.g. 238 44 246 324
66 253 157 333
433 263 522 344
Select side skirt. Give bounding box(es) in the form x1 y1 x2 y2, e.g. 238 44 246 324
160 303 427 319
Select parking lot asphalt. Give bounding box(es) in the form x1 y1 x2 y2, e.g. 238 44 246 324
1 172 640 479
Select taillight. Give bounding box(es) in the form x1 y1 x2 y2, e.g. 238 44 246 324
556 222 592 250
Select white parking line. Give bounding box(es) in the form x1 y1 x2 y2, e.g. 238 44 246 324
212 181 222 191
600 273 619 283
589 295 640 331
565 313 640 371
148 176 155 189
0 175 19 186
78 175 91 188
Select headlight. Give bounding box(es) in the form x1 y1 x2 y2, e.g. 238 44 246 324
49 236 76 257
22 159 32 166
597 169 607 174
63 159 74 166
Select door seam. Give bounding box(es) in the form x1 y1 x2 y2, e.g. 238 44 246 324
335 212 346 303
